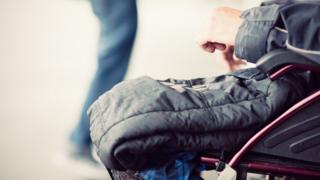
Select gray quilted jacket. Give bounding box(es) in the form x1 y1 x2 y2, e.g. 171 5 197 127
88 1 320 171
88 69 318 170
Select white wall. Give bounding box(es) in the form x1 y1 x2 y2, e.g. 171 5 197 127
0 0 259 179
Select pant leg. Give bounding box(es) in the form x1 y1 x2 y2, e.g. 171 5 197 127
70 0 137 147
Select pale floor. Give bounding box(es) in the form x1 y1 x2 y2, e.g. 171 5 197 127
0 0 258 179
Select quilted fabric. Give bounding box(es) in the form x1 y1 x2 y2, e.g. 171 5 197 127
88 68 316 171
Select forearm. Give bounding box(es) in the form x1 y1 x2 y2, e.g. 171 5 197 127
281 3 320 62
235 1 320 63
234 4 281 63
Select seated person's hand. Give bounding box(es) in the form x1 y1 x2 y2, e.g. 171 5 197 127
198 7 246 71
219 45 247 71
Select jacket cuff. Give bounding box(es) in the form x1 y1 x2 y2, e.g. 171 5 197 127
235 4 280 63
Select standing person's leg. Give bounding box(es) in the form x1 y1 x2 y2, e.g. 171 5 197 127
70 0 137 160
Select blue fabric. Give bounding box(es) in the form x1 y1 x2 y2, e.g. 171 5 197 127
70 0 137 146
139 153 205 180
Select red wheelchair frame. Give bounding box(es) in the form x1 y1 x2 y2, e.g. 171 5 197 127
200 50 320 180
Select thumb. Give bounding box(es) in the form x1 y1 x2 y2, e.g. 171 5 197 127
213 43 226 50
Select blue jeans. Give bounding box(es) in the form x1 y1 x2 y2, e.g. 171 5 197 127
70 0 137 147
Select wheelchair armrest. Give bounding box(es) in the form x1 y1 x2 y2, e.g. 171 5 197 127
256 49 320 73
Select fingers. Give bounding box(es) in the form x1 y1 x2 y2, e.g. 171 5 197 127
200 41 226 53
201 42 216 53
214 43 226 50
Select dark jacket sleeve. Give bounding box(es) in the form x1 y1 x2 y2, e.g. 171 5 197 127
235 1 320 63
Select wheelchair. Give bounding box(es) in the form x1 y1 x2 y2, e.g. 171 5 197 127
200 49 320 180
